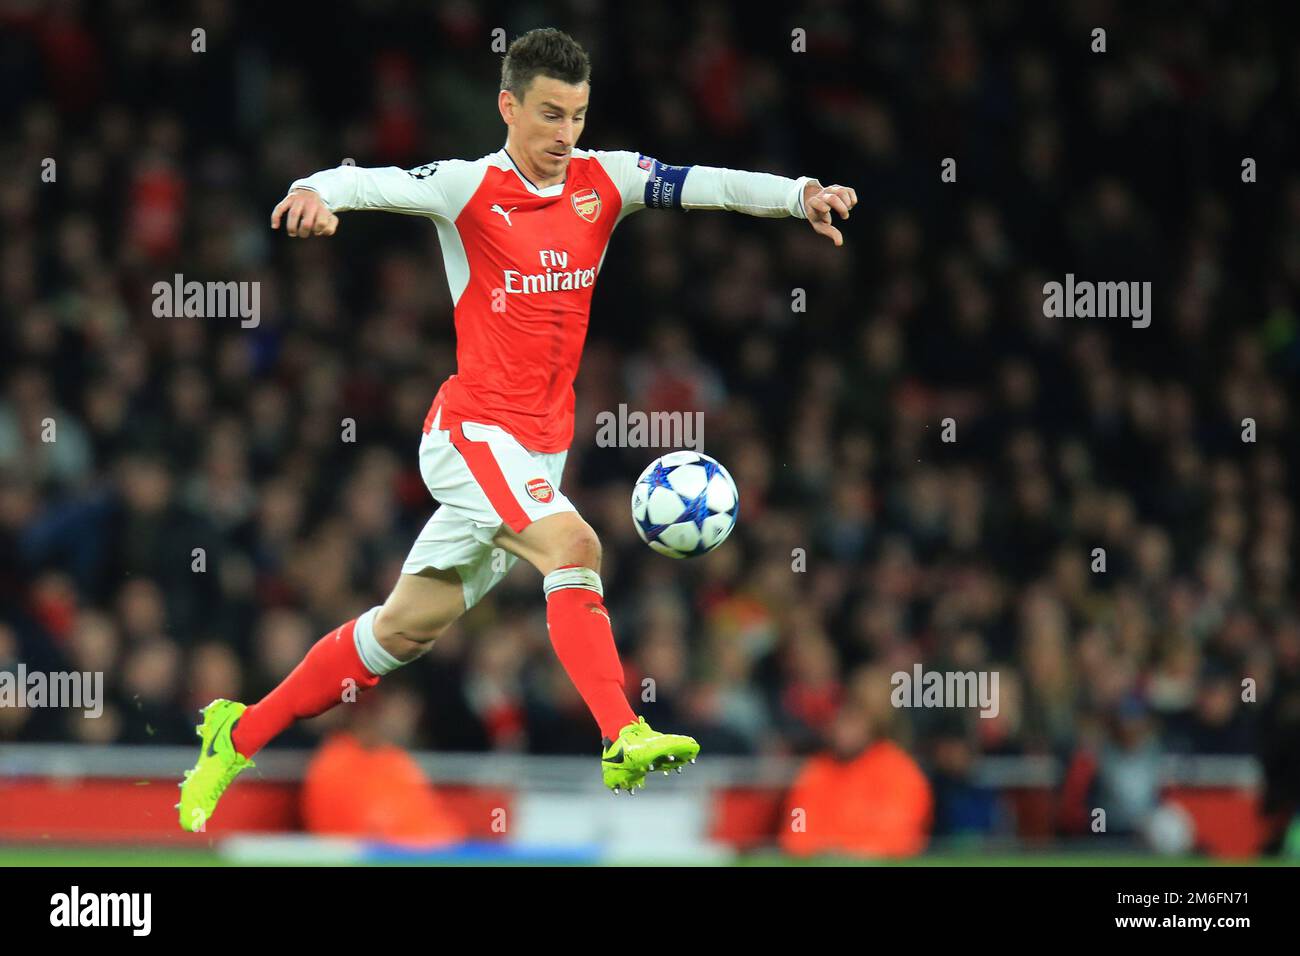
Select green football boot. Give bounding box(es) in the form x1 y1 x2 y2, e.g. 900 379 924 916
601 716 700 794
176 699 255 832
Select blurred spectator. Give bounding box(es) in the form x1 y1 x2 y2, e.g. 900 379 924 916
1165 664 1255 755
301 685 466 844
1260 620 1300 852
929 726 1010 841
780 703 933 858
1063 696 1167 841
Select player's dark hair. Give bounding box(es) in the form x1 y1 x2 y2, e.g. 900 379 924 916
500 28 590 100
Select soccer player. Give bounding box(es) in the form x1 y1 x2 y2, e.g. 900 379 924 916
178 27 856 831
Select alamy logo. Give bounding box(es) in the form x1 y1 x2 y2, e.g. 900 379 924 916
890 664 1000 718
0 664 102 718
50 886 151 936
1042 273 1151 328
152 273 260 328
595 403 703 452
491 203 517 226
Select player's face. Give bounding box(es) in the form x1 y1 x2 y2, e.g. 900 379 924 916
500 75 589 186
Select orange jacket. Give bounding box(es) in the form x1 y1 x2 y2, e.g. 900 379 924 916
301 733 466 844
780 740 933 858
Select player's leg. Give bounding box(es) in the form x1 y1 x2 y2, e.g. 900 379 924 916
179 424 485 830
492 510 632 733
227 421 498 769
412 418 694 791
231 568 465 758
177 568 466 832
432 422 642 749
494 507 700 794
373 568 466 659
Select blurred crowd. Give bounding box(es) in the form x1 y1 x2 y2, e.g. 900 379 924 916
2 0 1299 846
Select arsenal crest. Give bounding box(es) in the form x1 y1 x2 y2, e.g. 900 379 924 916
526 478 555 503
571 187 601 223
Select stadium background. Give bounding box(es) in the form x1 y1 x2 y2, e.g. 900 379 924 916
1 0 1298 864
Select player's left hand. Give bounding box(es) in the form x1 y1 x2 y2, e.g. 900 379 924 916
803 182 857 246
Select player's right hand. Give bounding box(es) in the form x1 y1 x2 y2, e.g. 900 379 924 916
271 188 339 237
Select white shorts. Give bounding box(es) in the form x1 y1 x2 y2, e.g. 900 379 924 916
401 415 573 609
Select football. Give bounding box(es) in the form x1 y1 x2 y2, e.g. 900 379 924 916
630 451 739 558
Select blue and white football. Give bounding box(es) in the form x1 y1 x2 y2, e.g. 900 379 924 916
630 451 739 558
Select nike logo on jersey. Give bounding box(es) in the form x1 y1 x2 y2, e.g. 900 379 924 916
490 204 517 226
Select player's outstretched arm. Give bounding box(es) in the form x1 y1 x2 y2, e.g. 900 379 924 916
681 167 858 246
270 161 465 238
596 151 857 246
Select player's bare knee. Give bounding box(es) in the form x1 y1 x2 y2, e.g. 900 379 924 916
557 522 601 571
374 602 452 645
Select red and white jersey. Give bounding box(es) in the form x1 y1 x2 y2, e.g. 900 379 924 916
291 148 814 452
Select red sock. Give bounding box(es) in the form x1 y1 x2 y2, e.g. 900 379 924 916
545 577 636 740
231 618 379 758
